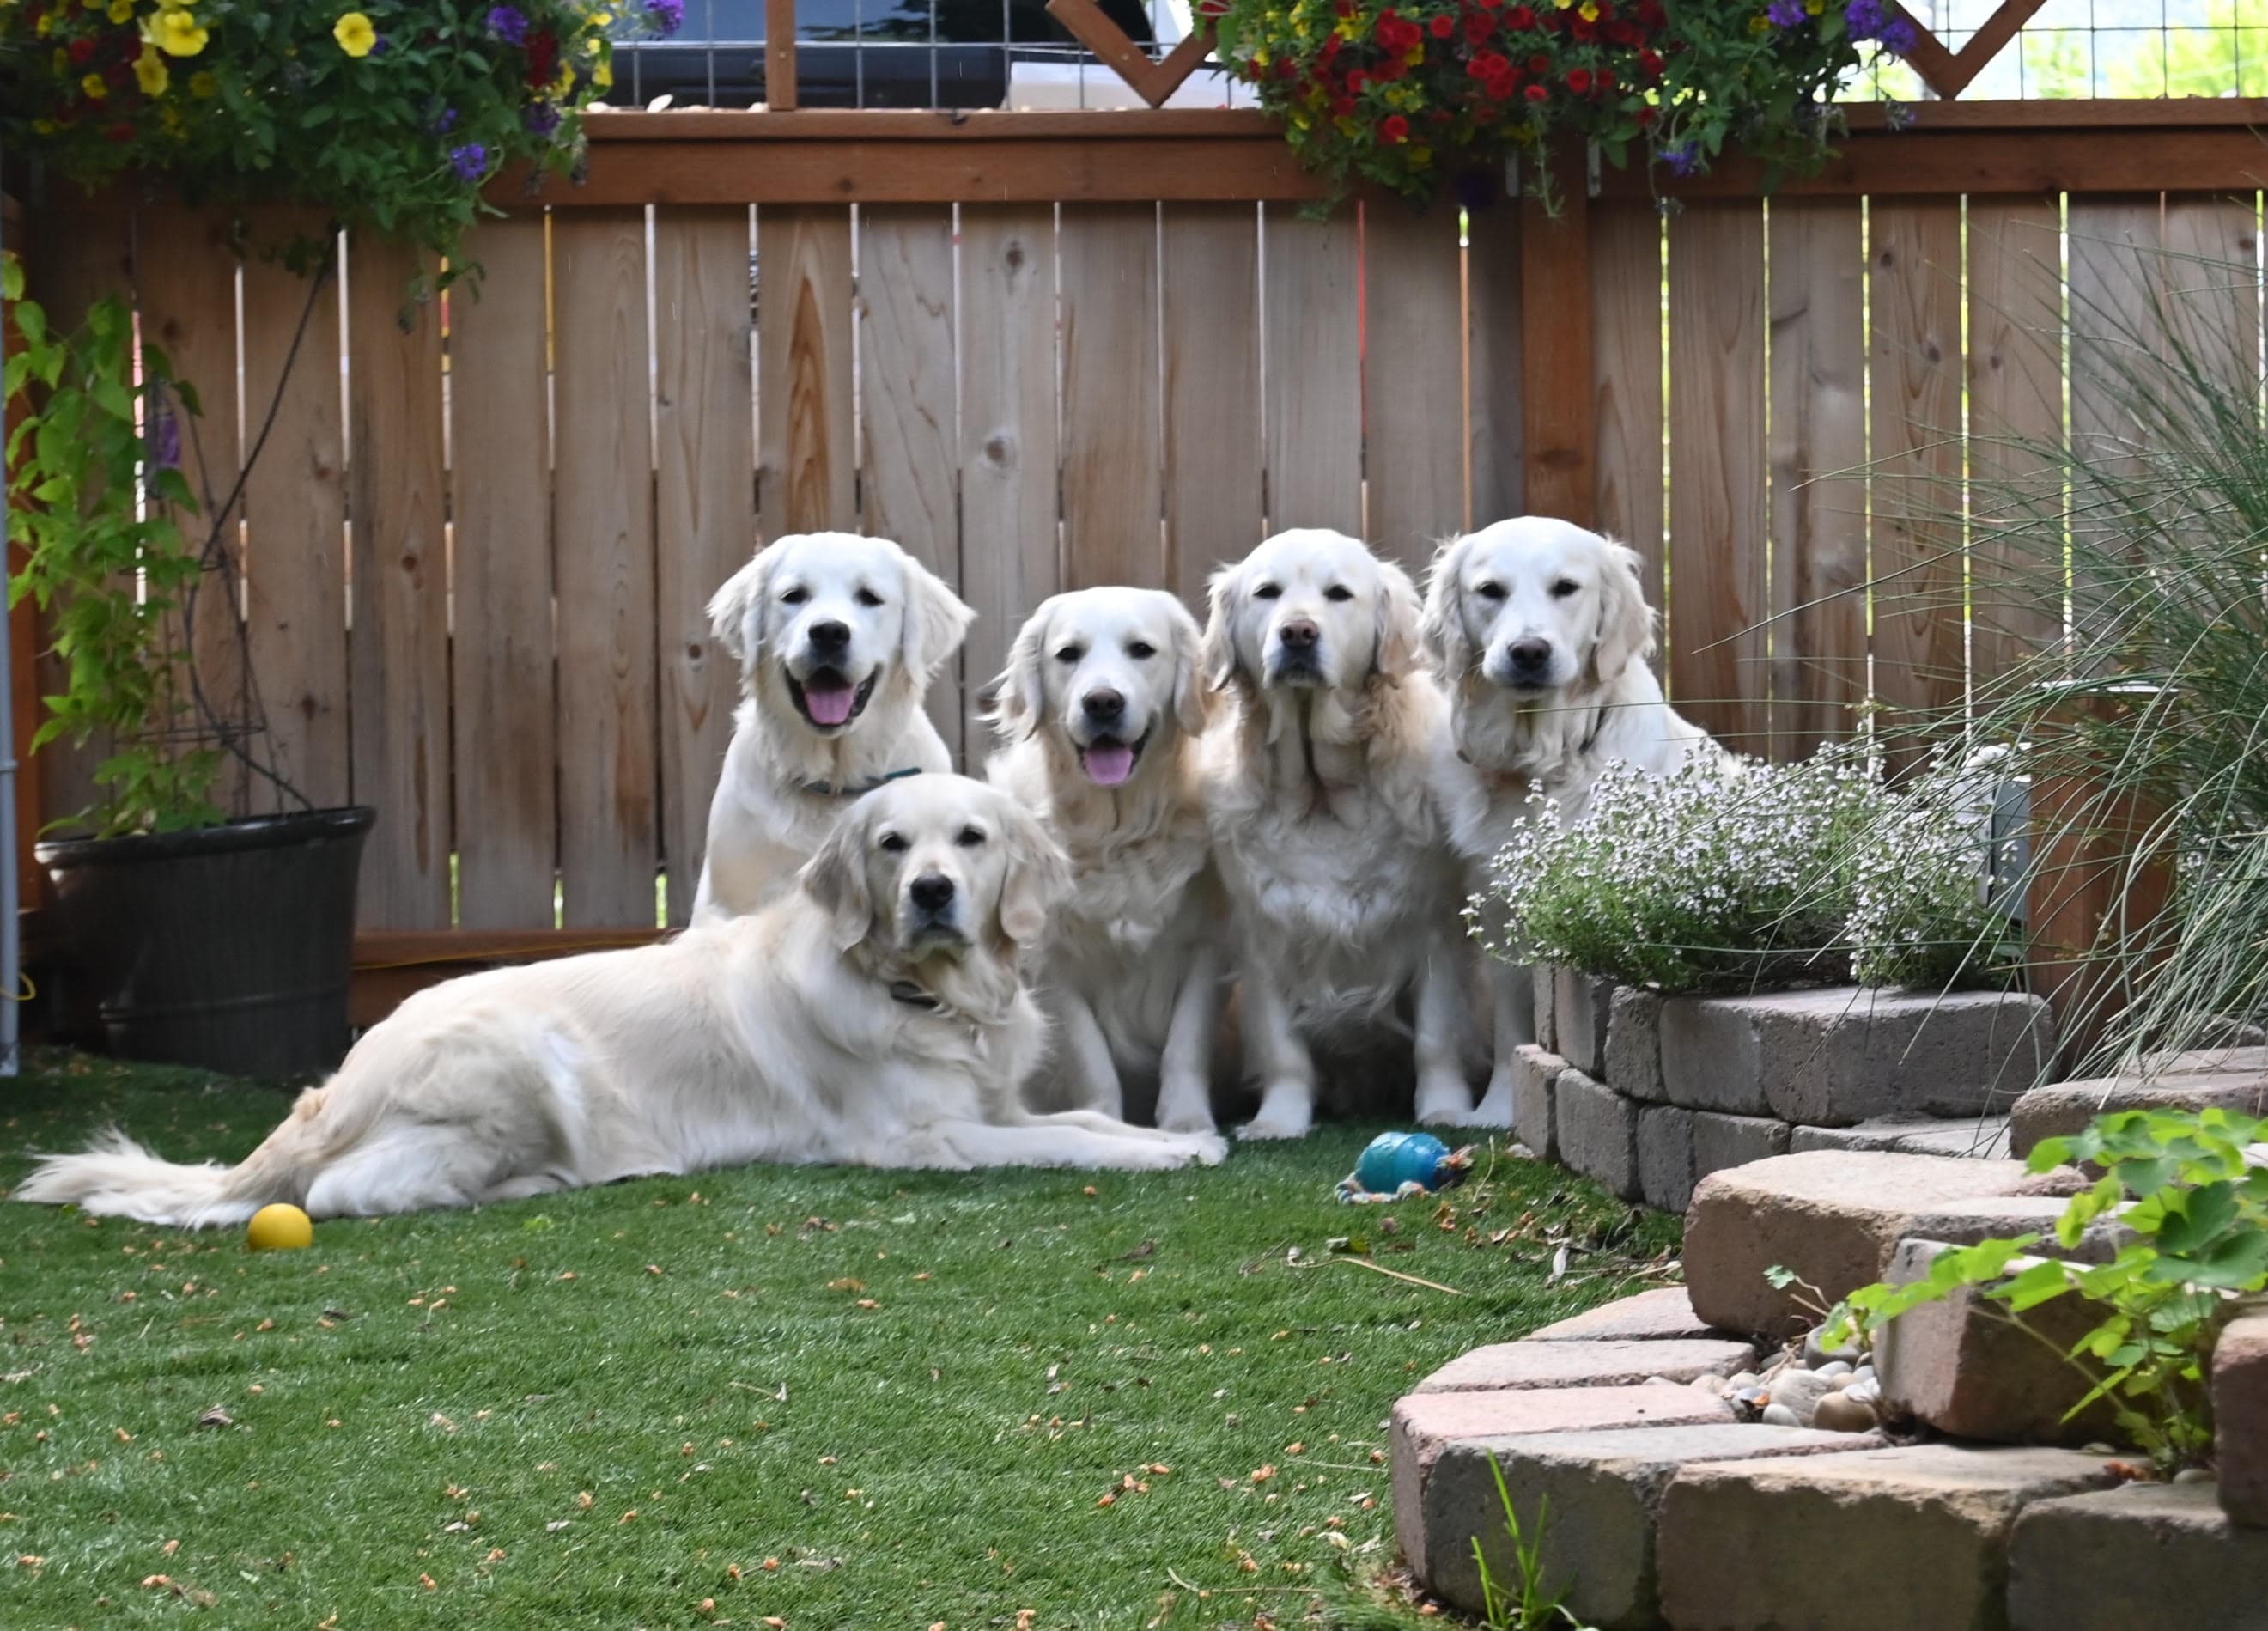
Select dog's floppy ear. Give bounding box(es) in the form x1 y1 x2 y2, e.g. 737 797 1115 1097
1167 594 1213 737
984 595 1057 743
1200 562 1244 691
798 805 874 952
1420 534 1475 679
898 549 977 685
708 543 775 672
1372 557 1425 680
1590 537 1658 686
996 804 1073 948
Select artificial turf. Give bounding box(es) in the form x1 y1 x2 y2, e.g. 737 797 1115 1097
0 1050 1679 1629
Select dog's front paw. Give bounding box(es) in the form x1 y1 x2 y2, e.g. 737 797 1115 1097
1175 1131 1231 1166
1155 1098 1219 1136
1469 1068 1516 1129
1415 1072 1485 1129
1237 1103 1313 1141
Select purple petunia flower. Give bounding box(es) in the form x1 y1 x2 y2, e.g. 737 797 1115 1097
450 143 490 182
1664 142 1701 178
430 103 459 133
526 102 564 136
644 0 685 36
1844 0 1884 38
1767 0 1806 24
1879 15 1919 53
488 4 530 44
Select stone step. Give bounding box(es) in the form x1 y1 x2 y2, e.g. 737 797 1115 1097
1526 1287 1725 1343
1389 1382 1734 1585
1414 1336 1758 1396
2012 1063 2268 1158
1791 1115 2013 1159
1657 1444 2120 1631
2009 1482 2268 1631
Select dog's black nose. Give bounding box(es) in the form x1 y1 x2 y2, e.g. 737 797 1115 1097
1279 618 1320 650
1509 636 1553 670
1081 688 1125 723
909 873 955 914
809 619 851 650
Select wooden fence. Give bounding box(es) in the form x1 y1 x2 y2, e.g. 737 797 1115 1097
15 103 2267 1006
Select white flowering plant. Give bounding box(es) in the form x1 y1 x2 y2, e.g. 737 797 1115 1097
1473 750 2023 995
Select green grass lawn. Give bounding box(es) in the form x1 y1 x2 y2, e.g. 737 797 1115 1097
0 1050 1678 1630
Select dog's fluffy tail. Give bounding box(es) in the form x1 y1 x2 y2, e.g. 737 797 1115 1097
14 1104 330 1230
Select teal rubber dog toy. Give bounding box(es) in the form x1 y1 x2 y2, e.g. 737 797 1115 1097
1338 1131 1472 1203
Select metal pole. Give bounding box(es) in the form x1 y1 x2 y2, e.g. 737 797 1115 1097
0 152 22 1077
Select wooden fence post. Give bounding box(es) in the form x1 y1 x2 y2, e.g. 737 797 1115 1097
1518 143 1596 527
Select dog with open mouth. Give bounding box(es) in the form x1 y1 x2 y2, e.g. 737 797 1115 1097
985 587 1230 1132
694 532 976 922
1199 528 1485 1139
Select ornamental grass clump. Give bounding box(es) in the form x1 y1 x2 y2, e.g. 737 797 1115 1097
1473 752 1882 993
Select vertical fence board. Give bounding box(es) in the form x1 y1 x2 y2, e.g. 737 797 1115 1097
1967 198 2065 689
859 206 964 758
1516 190 1589 529
1667 201 1766 746
1590 201 1666 624
25 206 134 831
1365 214 1467 571
2162 196 2260 403
1767 198 1867 758
240 215 349 815
1162 204 1264 606
1869 199 1967 755
654 206 757 923
959 206 1060 748
447 216 557 927
137 208 246 808
551 210 658 928
2067 198 2162 598
1061 204 1164 589
1262 209 1363 536
1468 204 1526 530
345 236 453 927
757 206 856 540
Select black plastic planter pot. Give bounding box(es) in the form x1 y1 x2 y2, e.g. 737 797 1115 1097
38 806 376 1079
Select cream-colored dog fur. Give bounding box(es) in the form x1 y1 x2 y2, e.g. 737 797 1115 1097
1201 527 1485 1140
693 532 975 922
986 587 1228 1132
15 777 1226 1227
1423 515 1717 1123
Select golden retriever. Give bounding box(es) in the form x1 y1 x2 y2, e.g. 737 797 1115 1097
985 587 1229 1131
17 778 1226 1226
1422 515 1718 1121
1201 528 1485 1139
694 532 975 922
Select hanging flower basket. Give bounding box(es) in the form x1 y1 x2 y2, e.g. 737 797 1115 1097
1203 0 1918 206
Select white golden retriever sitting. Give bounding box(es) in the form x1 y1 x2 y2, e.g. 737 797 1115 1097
986 587 1228 1132
1201 528 1484 1140
693 532 975 922
1423 515 1717 1121
16 778 1227 1226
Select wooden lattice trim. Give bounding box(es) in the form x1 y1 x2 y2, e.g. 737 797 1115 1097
1043 0 1220 108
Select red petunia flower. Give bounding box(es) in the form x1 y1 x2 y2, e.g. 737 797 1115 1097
1524 82 1548 100
1276 56 1298 76
1465 10 1494 40
1383 113 1411 141
1334 94 1358 116
526 27 560 88
1597 66 1616 88
1430 12 1454 35
1346 67 1369 91
1639 46 1664 76
1566 66 1592 93
67 36 97 65
1636 106 1657 125
1507 3 1535 23
106 120 136 143
1571 18 1596 40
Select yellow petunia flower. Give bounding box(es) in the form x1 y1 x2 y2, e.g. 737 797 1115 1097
52 46 69 73
108 0 134 20
149 7 207 54
33 119 59 135
35 10 54 33
190 69 217 95
1578 1 1598 16
1335 114 1359 137
592 56 611 88
1409 143 1432 167
135 45 168 94
1748 11 1770 29
331 9 375 56
1335 16 1359 37
1404 42 1422 64
82 70 108 99
1290 108 1310 128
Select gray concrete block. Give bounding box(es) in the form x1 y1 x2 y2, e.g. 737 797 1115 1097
1557 1066 1642 1202
1605 986 1666 1102
2009 1482 2268 1631
1660 987 2052 1128
1555 968 1615 1075
1513 1045 1566 1163
1689 1110 1791 1194
1638 1105 1698 1215
1791 1115 2012 1159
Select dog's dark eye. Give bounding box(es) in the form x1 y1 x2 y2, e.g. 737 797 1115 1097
1550 579 1580 599
1324 585 1354 603
955 826 986 849
1475 581 1508 602
1055 645 1084 665
1126 641 1156 660
879 832 909 854
855 588 885 608
1253 583 1282 601
780 587 809 605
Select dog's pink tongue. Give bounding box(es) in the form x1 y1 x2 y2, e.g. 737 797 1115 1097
1085 742 1136 787
804 680 856 727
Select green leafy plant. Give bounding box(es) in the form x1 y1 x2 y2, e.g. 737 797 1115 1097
1470 1459 1593 1630
4 254 223 837
1823 1106 2268 1475
1205 0 1913 208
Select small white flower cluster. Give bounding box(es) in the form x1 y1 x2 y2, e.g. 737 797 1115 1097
1468 748 2016 995
1845 759 2024 990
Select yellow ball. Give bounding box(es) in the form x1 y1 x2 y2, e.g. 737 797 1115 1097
246 1203 313 1253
